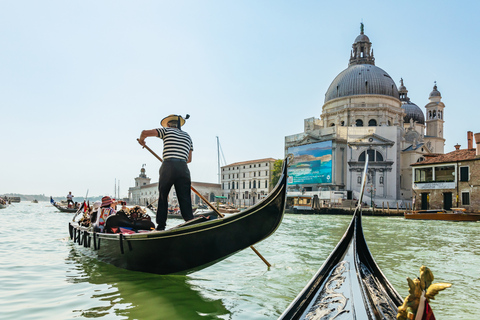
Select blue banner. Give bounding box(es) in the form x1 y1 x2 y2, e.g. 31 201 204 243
287 141 333 185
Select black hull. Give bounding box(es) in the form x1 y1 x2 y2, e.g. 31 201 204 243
279 158 403 320
69 159 288 275
54 203 79 213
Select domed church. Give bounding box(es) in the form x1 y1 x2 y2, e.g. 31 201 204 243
285 24 446 206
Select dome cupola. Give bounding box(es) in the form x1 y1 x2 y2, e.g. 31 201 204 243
399 79 425 125
429 82 441 98
349 23 375 66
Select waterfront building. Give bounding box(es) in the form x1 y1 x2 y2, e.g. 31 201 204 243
220 158 277 207
285 24 446 207
411 131 480 212
128 166 221 206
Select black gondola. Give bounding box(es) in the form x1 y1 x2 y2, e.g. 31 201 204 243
53 201 80 213
68 158 288 275
279 155 403 320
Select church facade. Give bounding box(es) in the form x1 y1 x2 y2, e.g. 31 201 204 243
285 24 446 207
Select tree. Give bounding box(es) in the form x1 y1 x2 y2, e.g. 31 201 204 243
270 159 283 189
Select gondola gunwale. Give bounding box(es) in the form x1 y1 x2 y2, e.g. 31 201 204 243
69 157 289 275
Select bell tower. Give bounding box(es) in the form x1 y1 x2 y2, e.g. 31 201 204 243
424 82 445 153
134 164 151 187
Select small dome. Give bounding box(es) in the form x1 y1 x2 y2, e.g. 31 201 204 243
429 84 441 98
402 101 425 125
324 64 399 103
355 34 370 43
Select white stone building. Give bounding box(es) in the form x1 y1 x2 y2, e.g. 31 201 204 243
285 24 446 207
220 158 277 207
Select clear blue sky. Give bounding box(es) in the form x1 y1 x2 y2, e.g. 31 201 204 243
1 1 479 198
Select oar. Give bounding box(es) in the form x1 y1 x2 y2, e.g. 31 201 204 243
138 139 271 268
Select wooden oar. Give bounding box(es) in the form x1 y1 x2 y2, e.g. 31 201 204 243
137 139 271 268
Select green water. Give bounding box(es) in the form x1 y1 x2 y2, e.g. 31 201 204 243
0 202 478 319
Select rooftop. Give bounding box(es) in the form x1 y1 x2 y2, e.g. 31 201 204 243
412 149 478 166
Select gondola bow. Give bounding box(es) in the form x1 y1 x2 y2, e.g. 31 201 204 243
279 155 403 320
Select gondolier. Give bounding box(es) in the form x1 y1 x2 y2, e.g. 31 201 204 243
67 191 74 207
138 114 194 231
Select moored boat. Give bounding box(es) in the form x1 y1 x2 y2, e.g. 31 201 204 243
279 156 403 320
404 209 480 221
68 157 288 275
0 197 9 209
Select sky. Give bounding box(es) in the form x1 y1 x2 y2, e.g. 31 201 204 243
1 0 479 199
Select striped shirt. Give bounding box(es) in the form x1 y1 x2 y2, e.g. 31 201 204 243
156 127 193 161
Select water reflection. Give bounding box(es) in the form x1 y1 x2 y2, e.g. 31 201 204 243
66 246 231 320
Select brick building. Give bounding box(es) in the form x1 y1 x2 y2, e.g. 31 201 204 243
411 131 480 212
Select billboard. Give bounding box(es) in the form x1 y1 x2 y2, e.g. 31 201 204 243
287 141 332 185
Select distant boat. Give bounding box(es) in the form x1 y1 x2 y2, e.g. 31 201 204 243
51 197 80 213
279 155 403 320
405 209 480 222
32 199 38 203
0 203 7 209
68 157 288 275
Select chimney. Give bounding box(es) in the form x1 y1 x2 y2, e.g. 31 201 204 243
454 144 461 151
468 131 474 150
475 133 480 156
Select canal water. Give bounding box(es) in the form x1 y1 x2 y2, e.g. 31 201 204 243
0 202 478 319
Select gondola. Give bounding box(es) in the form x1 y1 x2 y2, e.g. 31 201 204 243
68 157 288 275
53 201 80 213
279 156 403 320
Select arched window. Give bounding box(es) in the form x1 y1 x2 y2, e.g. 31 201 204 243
358 150 384 162
356 119 364 127
330 123 335 126
340 121 345 126
368 119 377 126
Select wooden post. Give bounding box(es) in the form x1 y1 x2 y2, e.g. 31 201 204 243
387 202 390 215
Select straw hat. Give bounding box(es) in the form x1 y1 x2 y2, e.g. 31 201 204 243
160 114 186 128
101 196 113 207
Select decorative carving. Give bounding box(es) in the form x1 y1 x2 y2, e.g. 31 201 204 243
304 261 350 319
359 263 398 319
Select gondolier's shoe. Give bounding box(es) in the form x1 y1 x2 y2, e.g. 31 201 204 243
155 226 165 231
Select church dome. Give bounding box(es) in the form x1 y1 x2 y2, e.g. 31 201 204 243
324 64 399 103
402 101 425 125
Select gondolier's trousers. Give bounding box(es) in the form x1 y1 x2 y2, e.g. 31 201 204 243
157 159 194 230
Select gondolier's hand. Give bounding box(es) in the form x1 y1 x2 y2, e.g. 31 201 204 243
138 129 158 147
